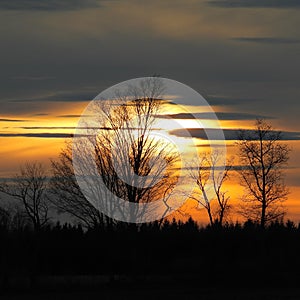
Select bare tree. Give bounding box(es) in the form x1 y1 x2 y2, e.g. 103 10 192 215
190 150 232 226
52 78 179 224
49 142 109 228
0 162 49 231
237 119 290 228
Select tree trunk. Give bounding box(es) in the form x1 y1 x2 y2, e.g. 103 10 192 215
261 201 266 229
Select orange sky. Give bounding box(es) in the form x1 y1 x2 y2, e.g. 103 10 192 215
1 99 299 224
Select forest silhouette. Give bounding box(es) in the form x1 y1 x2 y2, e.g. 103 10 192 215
1 217 300 295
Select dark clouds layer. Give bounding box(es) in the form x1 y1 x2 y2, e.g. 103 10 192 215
232 37 300 44
0 118 29 122
0 0 102 11
205 96 260 107
11 91 96 103
57 115 87 118
32 113 49 116
156 112 273 121
0 133 72 138
20 126 77 130
208 0 300 8
17 126 108 129
3 128 298 140
170 128 300 141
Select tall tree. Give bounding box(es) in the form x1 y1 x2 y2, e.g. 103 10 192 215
0 162 49 231
190 150 232 226
52 78 178 224
237 119 290 228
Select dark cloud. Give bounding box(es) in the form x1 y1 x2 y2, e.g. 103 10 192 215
18 126 108 130
31 113 49 116
232 37 300 44
11 91 96 103
19 126 77 130
0 118 29 122
57 114 92 118
206 96 259 107
194 143 235 148
165 95 260 108
208 0 300 8
11 76 55 81
155 112 273 121
0 0 102 11
0 133 72 138
169 128 300 141
57 115 82 118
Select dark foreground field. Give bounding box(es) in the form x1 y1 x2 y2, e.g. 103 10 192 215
2 220 300 299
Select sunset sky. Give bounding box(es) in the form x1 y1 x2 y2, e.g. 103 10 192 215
0 0 300 223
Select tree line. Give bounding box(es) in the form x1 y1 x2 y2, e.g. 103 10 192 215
1 218 300 291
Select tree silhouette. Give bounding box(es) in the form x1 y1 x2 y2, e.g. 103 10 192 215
190 150 232 226
52 78 178 224
237 119 290 228
0 162 49 231
49 142 108 228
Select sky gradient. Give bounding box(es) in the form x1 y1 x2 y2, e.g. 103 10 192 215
1 0 300 223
